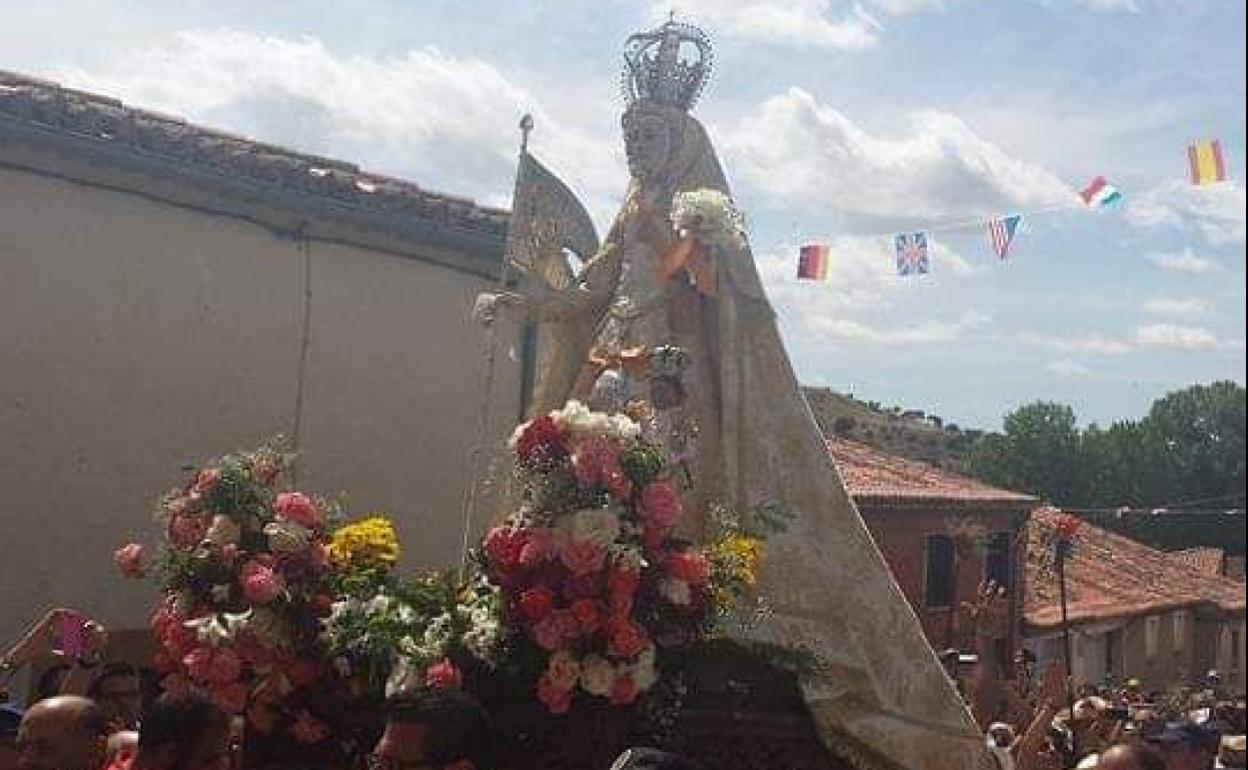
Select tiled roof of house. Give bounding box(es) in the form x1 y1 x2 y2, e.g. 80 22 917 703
828 437 1037 508
0 70 509 241
1023 507 1246 632
1168 547 1226 577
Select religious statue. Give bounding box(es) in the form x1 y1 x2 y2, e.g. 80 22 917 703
476 19 997 770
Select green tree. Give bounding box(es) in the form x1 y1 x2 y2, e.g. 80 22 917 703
968 401 1087 505
1142 380 1246 506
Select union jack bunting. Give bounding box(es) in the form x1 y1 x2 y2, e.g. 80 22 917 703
987 214 1023 260
895 232 930 276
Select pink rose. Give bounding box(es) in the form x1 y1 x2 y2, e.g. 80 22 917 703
213 681 249 714
532 614 566 651
610 675 639 705
519 586 555 623
570 599 603 635
168 514 208 548
183 647 215 682
114 543 146 579
666 550 709 586
424 658 463 690
572 437 628 495
194 468 222 494
519 528 557 567
639 480 682 530
208 649 242 684
273 491 320 527
559 540 605 576
291 710 330 744
536 673 572 715
240 560 285 604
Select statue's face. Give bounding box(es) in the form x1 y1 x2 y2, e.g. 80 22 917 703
622 109 671 184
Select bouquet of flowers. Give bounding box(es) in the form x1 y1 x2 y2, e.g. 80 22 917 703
116 442 351 757
481 400 759 715
322 516 502 699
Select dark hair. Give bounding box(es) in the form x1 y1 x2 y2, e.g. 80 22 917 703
87 662 140 699
387 690 494 769
34 664 71 702
138 694 227 757
76 700 111 738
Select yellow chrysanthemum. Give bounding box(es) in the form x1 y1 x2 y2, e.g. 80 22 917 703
329 516 401 570
711 534 764 590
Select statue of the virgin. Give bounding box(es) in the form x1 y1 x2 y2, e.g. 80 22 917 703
479 20 995 770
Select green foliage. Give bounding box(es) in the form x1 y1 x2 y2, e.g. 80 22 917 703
967 381 1246 510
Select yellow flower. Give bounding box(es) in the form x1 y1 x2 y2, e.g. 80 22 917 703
329 516 401 570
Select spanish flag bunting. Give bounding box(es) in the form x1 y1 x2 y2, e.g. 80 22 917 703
1188 139 1228 185
797 244 830 282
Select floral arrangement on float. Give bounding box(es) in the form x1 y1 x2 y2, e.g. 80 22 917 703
115 442 352 757
480 398 765 715
321 516 502 699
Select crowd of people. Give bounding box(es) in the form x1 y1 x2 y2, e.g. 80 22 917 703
951 583 1247 770
1 609 707 770
3 605 1243 770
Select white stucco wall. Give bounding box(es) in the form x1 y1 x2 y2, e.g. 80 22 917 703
0 165 523 647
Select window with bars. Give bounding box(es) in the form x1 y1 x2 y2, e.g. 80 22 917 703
924 534 955 609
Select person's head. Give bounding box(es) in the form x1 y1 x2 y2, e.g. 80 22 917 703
15 695 109 770
33 666 71 703
1145 721 1220 770
1097 743 1166 770
89 663 144 731
133 693 231 770
371 690 493 770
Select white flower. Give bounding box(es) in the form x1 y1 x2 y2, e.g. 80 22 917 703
568 508 621 548
607 413 641 441
547 651 581 690
263 520 312 553
660 578 692 606
580 655 615 696
610 545 643 573
395 604 417 625
365 594 393 618
205 515 240 546
386 656 420 699
185 615 231 647
670 188 746 251
210 584 232 604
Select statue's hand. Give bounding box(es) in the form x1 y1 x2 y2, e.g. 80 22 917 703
471 292 525 326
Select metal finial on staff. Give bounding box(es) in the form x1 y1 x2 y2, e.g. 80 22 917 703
519 113 534 154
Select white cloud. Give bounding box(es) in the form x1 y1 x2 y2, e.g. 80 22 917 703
1019 332 1133 355
1083 0 1139 11
656 1 881 50
807 309 990 344
1141 296 1212 318
1146 248 1220 274
1126 180 1246 246
1133 324 1220 351
51 29 624 225
723 88 1074 229
1045 360 1093 377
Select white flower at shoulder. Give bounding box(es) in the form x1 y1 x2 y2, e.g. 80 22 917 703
670 188 746 251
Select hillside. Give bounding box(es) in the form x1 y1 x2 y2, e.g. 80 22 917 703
802 387 982 473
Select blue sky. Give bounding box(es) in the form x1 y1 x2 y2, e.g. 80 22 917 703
3 0 1243 429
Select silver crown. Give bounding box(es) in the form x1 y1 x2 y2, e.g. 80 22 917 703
621 19 714 112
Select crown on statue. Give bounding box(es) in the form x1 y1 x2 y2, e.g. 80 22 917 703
621 18 714 112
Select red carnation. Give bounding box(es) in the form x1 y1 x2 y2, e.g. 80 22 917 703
570 598 604 635
666 550 709 586
639 480 682 530
515 415 567 468
610 675 640 705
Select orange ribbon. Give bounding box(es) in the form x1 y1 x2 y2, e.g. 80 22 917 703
587 345 652 380
658 236 716 296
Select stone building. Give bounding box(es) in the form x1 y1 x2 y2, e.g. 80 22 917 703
828 437 1039 656
0 71 527 652
1023 507 1247 694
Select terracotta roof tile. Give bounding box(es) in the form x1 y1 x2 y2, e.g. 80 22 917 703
1168 547 1226 577
1023 507 1246 632
0 69 509 237
827 437 1037 507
